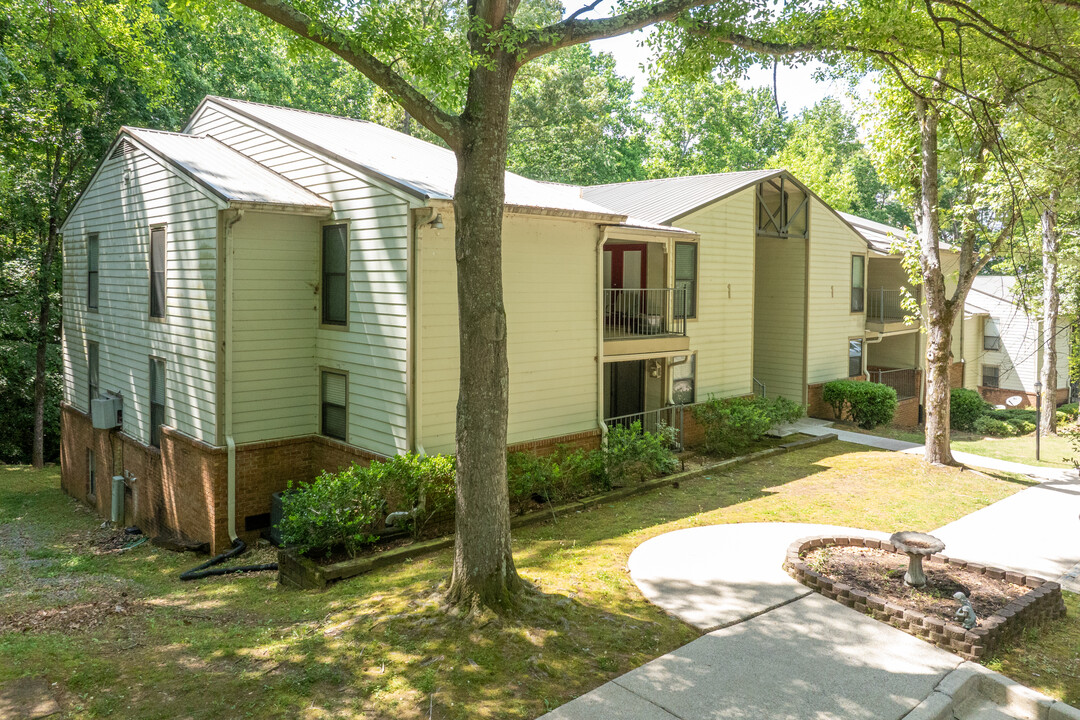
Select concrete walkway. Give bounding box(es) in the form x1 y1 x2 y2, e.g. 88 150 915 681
539 431 1080 720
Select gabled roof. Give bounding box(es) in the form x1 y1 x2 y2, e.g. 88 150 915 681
581 170 783 225
838 212 912 254
123 127 332 210
965 275 1020 316
192 96 634 222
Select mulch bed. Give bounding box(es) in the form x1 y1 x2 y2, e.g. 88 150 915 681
804 546 1028 622
0 595 143 634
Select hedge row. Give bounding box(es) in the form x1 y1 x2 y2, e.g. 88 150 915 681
821 380 897 429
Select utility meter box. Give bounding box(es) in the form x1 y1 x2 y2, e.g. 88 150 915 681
91 394 123 430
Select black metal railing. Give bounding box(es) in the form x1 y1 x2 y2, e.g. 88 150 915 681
603 288 688 340
868 367 919 400
604 405 685 450
866 288 914 324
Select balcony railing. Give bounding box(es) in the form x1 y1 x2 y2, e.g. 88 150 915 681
605 405 685 451
868 367 919 400
866 288 910 324
604 288 688 340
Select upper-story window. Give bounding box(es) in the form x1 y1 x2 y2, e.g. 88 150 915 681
674 242 697 319
149 226 166 318
87 233 99 310
88 341 99 410
983 322 1001 351
851 256 865 313
149 357 165 447
322 224 348 326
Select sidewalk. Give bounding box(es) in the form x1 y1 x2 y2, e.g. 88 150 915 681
538 428 1080 720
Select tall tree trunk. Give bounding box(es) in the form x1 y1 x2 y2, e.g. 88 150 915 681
446 52 524 611
1041 190 1060 433
32 216 60 468
915 96 955 465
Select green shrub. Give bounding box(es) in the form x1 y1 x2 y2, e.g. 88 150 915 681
279 464 384 557
1008 419 1036 435
368 453 456 538
507 447 606 507
1059 403 1078 421
972 415 1018 437
603 421 679 482
1057 411 1069 426
950 388 987 431
822 380 898 429
690 395 803 456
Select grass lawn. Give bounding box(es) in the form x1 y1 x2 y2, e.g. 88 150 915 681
986 591 1080 705
0 444 1050 719
840 424 1077 469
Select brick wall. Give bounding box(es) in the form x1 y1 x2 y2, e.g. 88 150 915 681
507 429 603 457
893 397 920 428
950 361 964 389
978 386 1069 409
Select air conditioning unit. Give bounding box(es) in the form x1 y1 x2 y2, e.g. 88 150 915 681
91 392 123 430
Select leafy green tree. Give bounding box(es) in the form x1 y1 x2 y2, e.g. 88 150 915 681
770 98 909 226
507 44 645 184
639 77 789 177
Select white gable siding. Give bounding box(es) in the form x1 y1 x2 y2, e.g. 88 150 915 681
62 149 220 445
189 105 411 455
806 205 868 385
675 188 756 399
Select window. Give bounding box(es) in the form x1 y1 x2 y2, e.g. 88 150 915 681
321 370 347 441
851 256 865 312
671 355 696 404
87 233 99 310
322 224 348 326
149 357 165 447
87 449 96 497
849 339 863 377
983 322 1001 351
88 341 99 409
982 365 1000 388
149 226 166 318
674 242 697 319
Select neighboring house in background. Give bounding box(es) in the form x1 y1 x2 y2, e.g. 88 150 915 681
962 275 1070 407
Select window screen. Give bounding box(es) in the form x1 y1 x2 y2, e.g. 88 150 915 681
150 357 165 447
88 233 99 310
982 366 1000 388
983 322 1001 350
321 371 347 441
150 227 166 318
322 224 348 325
849 339 863 377
674 242 697 319
671 355 696 405
851 256 865 312
88 341 99 409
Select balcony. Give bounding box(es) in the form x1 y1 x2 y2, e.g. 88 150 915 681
604 288 690 355
868 367 920 400
866 288 919 332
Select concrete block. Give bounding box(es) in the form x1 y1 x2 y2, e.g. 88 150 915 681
935 662 982 703
903 691 954 720
1049 701 1080 720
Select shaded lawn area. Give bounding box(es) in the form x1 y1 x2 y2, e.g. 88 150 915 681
0 444 1042 719
841 424 1076 469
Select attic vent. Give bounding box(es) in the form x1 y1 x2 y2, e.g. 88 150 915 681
110 139 136 159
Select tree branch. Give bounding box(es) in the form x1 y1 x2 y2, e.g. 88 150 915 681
518 0 718 64
234 0 462 150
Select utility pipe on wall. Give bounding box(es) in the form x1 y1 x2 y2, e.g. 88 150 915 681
224 209 245 543
597 228 609 443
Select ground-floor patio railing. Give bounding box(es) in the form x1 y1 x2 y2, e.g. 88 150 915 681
604 405 686 451
868 367 919 400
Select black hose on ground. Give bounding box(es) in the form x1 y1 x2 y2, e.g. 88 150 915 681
179 539 278 581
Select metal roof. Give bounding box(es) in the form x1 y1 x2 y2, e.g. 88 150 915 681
580 170 783 224
202 97 626 220
837 212 912 254
965 276 1022 316
124 127 332 210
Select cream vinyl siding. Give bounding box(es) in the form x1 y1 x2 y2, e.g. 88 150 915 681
868 332 920 369
189 104 411 455
61 148 220 445
674 188 756 398
805 204 868 384
962 315 983 389
752 235 806 401
229 212 319 443
419 214 598 454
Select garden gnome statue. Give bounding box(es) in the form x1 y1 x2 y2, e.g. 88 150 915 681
953 592 977 630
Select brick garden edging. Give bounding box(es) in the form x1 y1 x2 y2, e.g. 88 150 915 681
278 432 841 589
784 536 1067 660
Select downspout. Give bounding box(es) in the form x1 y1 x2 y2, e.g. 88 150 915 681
597 228 609 442
224 209 245 542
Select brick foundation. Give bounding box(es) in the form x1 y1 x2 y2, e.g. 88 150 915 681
950 361 964 389
893 397 920 428
61 404 605 553
978 386 1070 409
785 535 1066 660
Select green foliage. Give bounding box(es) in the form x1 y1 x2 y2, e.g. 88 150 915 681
279 465 383 558
507 446 606 506
822 380 897 429
366 453 456 538
1059 403 1079 421
950 388 988 431
973 416 1019 437
603 421 680 481
691 395 805 456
